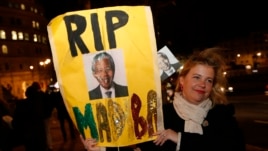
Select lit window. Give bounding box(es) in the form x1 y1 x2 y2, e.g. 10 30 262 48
33 34 38 42
24 33 29 41
36 22 39 29
21 4 25 10
0 30 6 39
42 36 47 44
18 32 23 40
2 45 8 54
11 30 17 40
30 7 34 12
34 8 38 13
32 21 36 28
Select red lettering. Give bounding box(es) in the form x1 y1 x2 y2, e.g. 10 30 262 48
131 93 147 139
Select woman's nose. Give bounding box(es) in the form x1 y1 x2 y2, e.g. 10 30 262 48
198 80 206 87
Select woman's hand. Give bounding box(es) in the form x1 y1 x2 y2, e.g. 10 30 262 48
153 129 178 146
80 135 101 151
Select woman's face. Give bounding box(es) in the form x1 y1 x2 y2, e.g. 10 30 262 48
179 64 214 105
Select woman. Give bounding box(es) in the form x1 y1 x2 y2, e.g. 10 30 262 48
140 48 245 151
82 48 245 151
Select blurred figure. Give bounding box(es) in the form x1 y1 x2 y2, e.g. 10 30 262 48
0 99 15 151
265 84 268 95
165 82 175 103
12 82 49 151
161 73 179 104
44 86 56 150
51 90 76 142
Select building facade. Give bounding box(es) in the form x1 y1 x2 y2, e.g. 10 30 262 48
0 0 54 100
214 31 268 77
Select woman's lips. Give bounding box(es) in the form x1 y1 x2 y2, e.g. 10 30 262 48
195 90 205 94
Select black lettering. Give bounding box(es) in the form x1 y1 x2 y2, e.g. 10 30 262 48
64 15 89 57
91 13 104 51
105 10 129 48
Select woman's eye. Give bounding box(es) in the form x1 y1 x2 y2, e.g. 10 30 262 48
193 76 200 79
207 79 213 84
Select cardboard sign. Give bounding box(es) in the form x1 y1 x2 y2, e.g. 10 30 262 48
47 6 163 147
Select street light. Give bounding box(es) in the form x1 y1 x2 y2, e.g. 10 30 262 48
39 61 44 66
38 58 52 83
39 58 51 66
29 65 34 70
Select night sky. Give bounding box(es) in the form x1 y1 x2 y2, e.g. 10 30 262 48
39 0 268 54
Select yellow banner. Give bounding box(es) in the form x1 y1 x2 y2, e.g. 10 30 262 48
47 6 163 147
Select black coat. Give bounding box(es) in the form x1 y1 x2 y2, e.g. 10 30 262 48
139 103 246 151
0 100 14 151
12 91 48 151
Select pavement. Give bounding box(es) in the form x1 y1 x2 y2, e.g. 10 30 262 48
246 145 268 151
12 110 85 151
12 110 268 151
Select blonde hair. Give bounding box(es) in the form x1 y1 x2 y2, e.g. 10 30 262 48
176 48 228 105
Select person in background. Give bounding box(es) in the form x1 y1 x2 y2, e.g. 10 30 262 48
52 90 77 142
89 52 128 100
165 82 176 103
0 99 14 151
12 82 49 151
161 72 179 104
82 48 245 151
44 86 56 150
